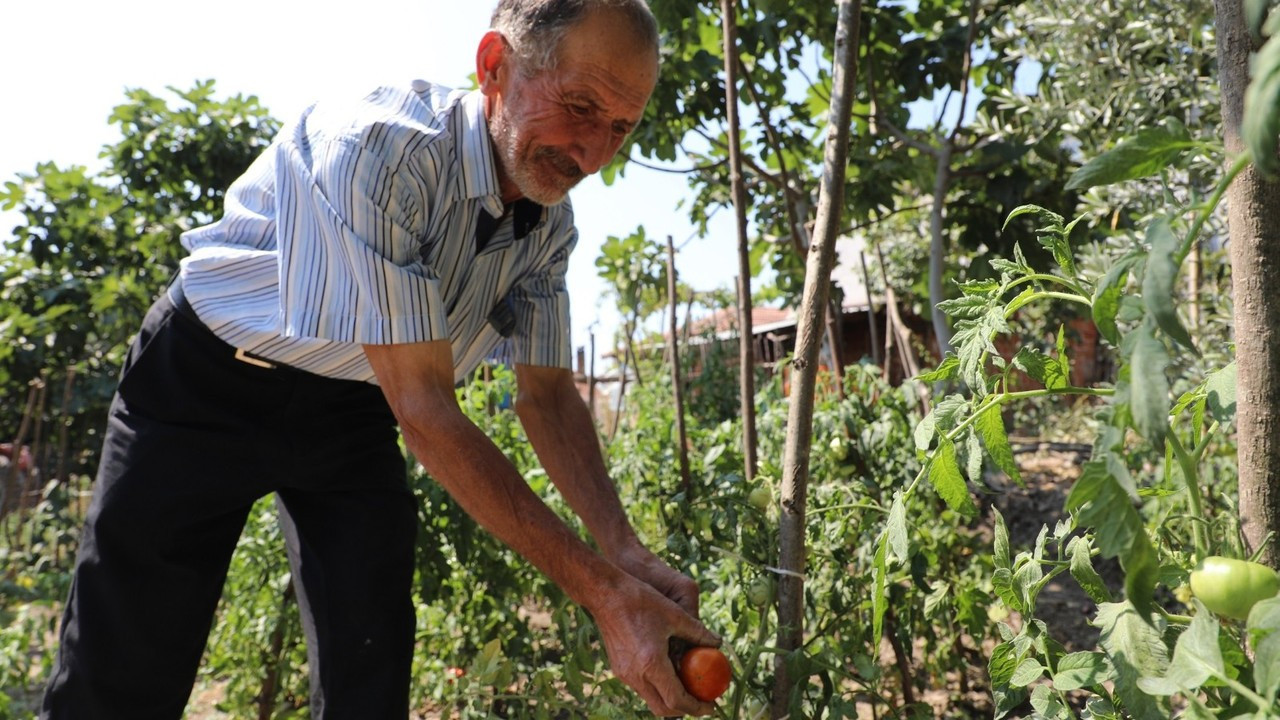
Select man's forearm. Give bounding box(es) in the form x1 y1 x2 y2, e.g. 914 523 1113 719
514 372 640 559
402 399 627 610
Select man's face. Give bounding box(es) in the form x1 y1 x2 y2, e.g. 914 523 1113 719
486 11 658 205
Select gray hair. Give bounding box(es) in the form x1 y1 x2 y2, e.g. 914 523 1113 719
490 0 659 74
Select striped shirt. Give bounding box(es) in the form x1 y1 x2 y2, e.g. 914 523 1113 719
178 82 576 384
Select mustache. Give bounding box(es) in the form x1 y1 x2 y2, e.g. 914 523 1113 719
535 147 584 180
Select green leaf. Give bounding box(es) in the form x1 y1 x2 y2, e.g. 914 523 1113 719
965 426 984 483
1129 318 1170 443
1012 347 1069 390
887 493 909 564
994 507 1011 570
1251 597 1280 701
1068 461 1141 559
1243 26 1280 177
1003 204 1060 231
1141 217 1197 353
1053 651 1110 691
989 639 1022 686
1137 599 1223 695
1121 531 1159 618
1246 0 1275 37
1091 251 1144 346
1010 658 1045 687
992 567 1022 612
1204 361 1238 425
1068 536 1113 604
872 531 889 644
927 436 977 516
1029 683 1071 719
950 306 1008 395
917 355 959 383
914 408 937 454
1093 602 1172 720
1065 120 1195 190
1013 556 1045 611
976 403 1022 485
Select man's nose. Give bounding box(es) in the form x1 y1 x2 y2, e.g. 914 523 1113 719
570 125 621 175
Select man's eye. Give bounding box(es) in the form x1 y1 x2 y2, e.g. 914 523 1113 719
567 104 591 117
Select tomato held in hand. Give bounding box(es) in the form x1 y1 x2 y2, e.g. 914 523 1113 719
678 646 732 702
1189 555 1280 620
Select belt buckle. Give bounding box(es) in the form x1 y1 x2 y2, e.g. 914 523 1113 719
234 347 276 369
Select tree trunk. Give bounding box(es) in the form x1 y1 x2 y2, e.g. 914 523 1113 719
929 144 955 355
1217 0 1280 563
772 1 862 715
721 0 759 483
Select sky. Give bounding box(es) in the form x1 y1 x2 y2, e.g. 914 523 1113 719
0 0 738 370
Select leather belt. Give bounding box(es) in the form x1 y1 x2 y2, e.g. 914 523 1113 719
167 277 280 370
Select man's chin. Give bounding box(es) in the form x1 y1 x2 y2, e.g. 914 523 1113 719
517 179 576 206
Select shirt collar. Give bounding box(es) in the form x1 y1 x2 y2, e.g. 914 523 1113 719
455 90 548 239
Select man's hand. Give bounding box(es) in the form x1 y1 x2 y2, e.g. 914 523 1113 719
612 541 701 618
593 573 721 717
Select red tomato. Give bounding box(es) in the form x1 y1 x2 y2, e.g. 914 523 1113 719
678 646 731 702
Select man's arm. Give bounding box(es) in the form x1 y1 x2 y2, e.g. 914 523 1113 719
513 363 704 616
363 341 718 717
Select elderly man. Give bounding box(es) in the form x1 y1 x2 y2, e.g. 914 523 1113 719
40 1 719 718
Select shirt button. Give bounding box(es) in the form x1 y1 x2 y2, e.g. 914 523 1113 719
411 79 430 94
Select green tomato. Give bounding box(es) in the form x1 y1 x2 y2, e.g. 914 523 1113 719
747 576 774 607
1190 556 1280 620
747 486 772 511
829 435 848 460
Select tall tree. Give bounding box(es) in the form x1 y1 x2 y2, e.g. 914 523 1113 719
772 1 861 715
1216 0 1280 562
0 81 277 475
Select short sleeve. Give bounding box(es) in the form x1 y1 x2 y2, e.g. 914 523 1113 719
273 132 448 345
507 225 576 368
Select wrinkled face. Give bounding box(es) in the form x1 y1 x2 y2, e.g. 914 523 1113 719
481 11 658 205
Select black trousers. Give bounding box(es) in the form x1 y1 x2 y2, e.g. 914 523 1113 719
41 287 418 719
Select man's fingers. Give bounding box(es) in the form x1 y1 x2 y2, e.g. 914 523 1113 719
649 658 716 717
671 611 721 649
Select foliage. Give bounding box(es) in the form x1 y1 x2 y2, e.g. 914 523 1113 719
905 50 1280 708
0 81 278 480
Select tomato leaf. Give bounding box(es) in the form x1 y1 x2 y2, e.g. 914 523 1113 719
1012 347 1068 390
977 399 1018 484
1093 602 1172 720
887 493 909 564
1091 250 1144 346
1052 651 1110 691
1137 599 1223 696
927 436 977 516
871 531 889 644
1141 217 1197 354
1064 119 1195 191
1013 555 1045 612
993 507 1011 571
1121 531 1159 617
1242 24 1280 177
964 426 984 483
1029 683 1070 719
1249 597 1280 700
1010 658 1045 688
1068 536 1113 605
1129 318 1170 444
916 354 959 383
1204 360 1238 425
992 567 1022 612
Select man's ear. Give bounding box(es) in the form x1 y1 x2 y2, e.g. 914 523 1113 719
476 30 509 97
